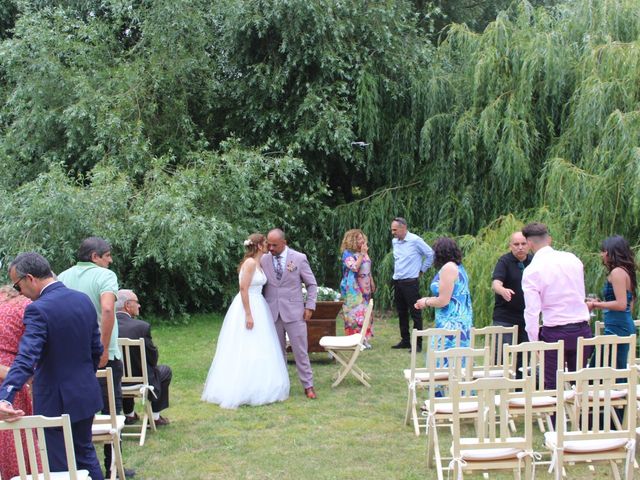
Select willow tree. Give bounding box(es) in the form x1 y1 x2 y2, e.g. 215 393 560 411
336 0 640 322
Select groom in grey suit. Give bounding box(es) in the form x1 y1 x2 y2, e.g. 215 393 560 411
262 228 318 399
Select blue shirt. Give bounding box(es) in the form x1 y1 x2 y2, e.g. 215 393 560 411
392 231 434 280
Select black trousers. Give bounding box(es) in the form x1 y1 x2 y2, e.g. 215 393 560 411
394 279 423 345
122 364 173 414
99 359 123 474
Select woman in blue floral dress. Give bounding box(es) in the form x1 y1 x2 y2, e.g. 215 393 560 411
415 237 472 348
340 229 376 348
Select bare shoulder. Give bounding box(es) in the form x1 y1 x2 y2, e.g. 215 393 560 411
610 267 630 281
441 262 459 274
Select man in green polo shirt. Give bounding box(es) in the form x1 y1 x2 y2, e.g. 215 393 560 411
59 236 133 478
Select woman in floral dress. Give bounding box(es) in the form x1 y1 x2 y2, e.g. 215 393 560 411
339 229 376 348
414 237 473 349
0 285 38 479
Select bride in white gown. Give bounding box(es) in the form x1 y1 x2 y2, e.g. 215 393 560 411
202 233 290 408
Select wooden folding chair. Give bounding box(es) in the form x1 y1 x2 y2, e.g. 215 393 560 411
118 337 156 446
545 366 637 480
470 325 518 378
424 346 490 475
403 327 461 436
319 300 374 387
441 375 536 480
0 414 88 480
595 320 640 365
93 368 126 480
504 340 567 432
573 334 636 430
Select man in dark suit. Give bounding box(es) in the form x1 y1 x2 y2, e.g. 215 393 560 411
0 252 104 480
116 289 172 426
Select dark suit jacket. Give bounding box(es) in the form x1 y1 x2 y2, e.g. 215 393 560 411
116 312 161 395
0 281 103 422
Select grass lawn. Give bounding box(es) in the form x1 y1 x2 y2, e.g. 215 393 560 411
117 313 635 479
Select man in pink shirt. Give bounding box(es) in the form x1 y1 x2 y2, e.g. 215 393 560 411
522 222 593 389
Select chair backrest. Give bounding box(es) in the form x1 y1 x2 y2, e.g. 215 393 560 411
118 337 150 386
556 366 636 443
595 320 640 362
504 340 564 394
577 334 637 369
0 414 79 479
96 367 118 430
451 375 533 453
470 325 518 370
408 327 461 382
426 346 489 407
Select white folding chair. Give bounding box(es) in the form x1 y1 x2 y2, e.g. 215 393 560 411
118 337 156 446
0 414 89 480
403 327 460 436
93 368 126 480
545 366 637 480
470 325 518 378
504 340 567 432
443 376 537 480
319 300 374 387
424 346 490 476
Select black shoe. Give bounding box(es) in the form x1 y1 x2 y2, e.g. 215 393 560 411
408 345 423 353
391 341 411 349
124 412 139 426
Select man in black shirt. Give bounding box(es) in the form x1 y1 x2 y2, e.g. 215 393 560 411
491 231 532 374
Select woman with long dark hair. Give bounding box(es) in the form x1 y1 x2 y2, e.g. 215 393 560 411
586 235 637 368
414 237 473 349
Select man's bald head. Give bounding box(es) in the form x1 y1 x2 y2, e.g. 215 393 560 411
267 229 287 255
509 231 528 261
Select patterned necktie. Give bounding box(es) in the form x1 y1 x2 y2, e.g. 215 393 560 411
274 255 283 281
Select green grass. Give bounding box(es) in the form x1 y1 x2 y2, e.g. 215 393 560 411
117 313 634 479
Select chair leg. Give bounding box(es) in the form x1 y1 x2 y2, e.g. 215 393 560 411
432 425 445 480
139 408 149 447
113 436 126 480
554 450 563 480
524 457 533 480
404 387 413 426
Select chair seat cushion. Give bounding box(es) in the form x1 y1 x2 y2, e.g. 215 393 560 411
403 369 448 382
122 384 147 394
509 395 556 407
455 438 525 461
424 401 478 414
471 369 505 379
11 470 90 480
92 414 126 435
544 432 628 453
319 334 361 348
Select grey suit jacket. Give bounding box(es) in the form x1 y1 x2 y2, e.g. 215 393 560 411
261 248 317 323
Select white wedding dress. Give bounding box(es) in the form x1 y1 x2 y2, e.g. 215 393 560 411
201 267 290 408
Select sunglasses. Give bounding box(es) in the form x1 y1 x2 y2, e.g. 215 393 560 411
12 276 26 292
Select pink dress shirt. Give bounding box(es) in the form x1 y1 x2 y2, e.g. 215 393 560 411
522 246 589 341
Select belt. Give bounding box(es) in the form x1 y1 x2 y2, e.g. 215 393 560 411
394 278 419 285
542 321 589 330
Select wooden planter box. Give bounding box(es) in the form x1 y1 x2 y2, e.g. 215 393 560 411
308 301 343 353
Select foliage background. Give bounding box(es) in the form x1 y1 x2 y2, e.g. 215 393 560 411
0 0 637 321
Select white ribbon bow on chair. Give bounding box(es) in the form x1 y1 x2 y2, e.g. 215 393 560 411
516 450 542 480
447 456 467 480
